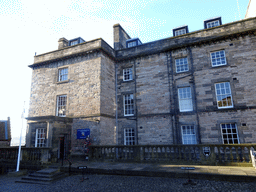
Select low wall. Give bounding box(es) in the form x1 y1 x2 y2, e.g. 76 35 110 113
89 144 256 166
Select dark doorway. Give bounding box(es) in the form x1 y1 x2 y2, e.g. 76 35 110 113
59 137 65 159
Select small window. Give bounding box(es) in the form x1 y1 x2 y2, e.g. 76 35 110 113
123 68 133 81
204 17 222 29
221 123 239 144
70 40 78 46
207 20 220 28
124 94 134 116
181 125 197 144
175 29 186 36
215 82 233 109
178 87 193 112
58 68 68 82
173 25 189 37
127 41 137 48
176 57 189 73
211 50 227 67
126 38 142 48
124 128 135 145
56 95 67 117
35 128 46 147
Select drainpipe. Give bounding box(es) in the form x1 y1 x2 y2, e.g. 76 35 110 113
115 63 118 145
188 47 201 144
166 52 175 144
134 59 138 145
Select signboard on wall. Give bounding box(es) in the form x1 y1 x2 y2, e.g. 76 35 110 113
77 129 90 139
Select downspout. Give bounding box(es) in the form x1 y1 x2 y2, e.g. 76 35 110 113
166 52 175 144
134 59 138 145
188 47 201 144
115 63 118 145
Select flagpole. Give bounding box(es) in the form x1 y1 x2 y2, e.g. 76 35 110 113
16 101 25 172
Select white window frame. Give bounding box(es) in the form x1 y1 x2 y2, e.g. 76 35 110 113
220 123 240 144
35 128 46 147
175 28 186 36
181 125 197 144
123 68 133 81
70 40 78 46
178 87 193 112
127 41 136 48
58 67 68 82
206 20 220 28
175 57 189 73
210 50 227 67
123 94 134 116
124 128 135 145
215 82 233 109
56 95 67 117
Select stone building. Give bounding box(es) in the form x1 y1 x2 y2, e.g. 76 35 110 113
26 16 256 157
0 117 11 147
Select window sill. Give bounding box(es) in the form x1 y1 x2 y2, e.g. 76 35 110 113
123 79 134 83
211 64 227 68
217 106 233 110
57 80 69 84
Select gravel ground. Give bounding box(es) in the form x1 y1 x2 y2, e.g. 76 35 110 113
0 174 256 192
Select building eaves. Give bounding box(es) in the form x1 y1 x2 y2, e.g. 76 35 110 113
29 38 115 68
116 17 256 61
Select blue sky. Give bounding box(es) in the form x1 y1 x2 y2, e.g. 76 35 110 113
0 0 250 145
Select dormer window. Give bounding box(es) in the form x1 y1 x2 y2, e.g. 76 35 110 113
70 40 78 46
68 37 85 46
173 25 189 37
204 17 222 29
126 38 142 48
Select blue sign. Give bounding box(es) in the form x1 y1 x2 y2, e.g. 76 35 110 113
77 129 90 139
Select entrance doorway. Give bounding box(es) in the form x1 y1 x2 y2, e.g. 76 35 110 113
59 137 65 159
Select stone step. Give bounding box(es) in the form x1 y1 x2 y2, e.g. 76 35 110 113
28 172 63 178
15 168 67 184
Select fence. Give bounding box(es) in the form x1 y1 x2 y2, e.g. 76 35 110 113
89 144 256 166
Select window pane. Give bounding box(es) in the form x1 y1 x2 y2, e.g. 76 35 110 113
215 82 233 108
221 123 239 144
211 50 226 67
176 58 189 73
124 94 134 116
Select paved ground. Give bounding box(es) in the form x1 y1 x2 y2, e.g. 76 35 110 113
1 173 256 192
1 160 256 191
61 161 256 182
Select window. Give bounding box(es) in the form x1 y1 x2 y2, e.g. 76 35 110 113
124 128 135 145
211 50 227 67
58 68 68 82
178 87 193 112
173 25 189 37
70 40 78 46
56 95 67 117
127 41 137 48
175 28 186 36
206 20 220 28
123 68 133 81
124 94 134 116
221 123 239 144
176 57 189 73
35 128 46 147
215 82 233 108
181 125 197 144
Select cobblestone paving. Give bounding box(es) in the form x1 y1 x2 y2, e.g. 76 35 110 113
0 174 255 192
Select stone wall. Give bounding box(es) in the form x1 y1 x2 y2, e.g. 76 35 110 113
29 52 102 118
